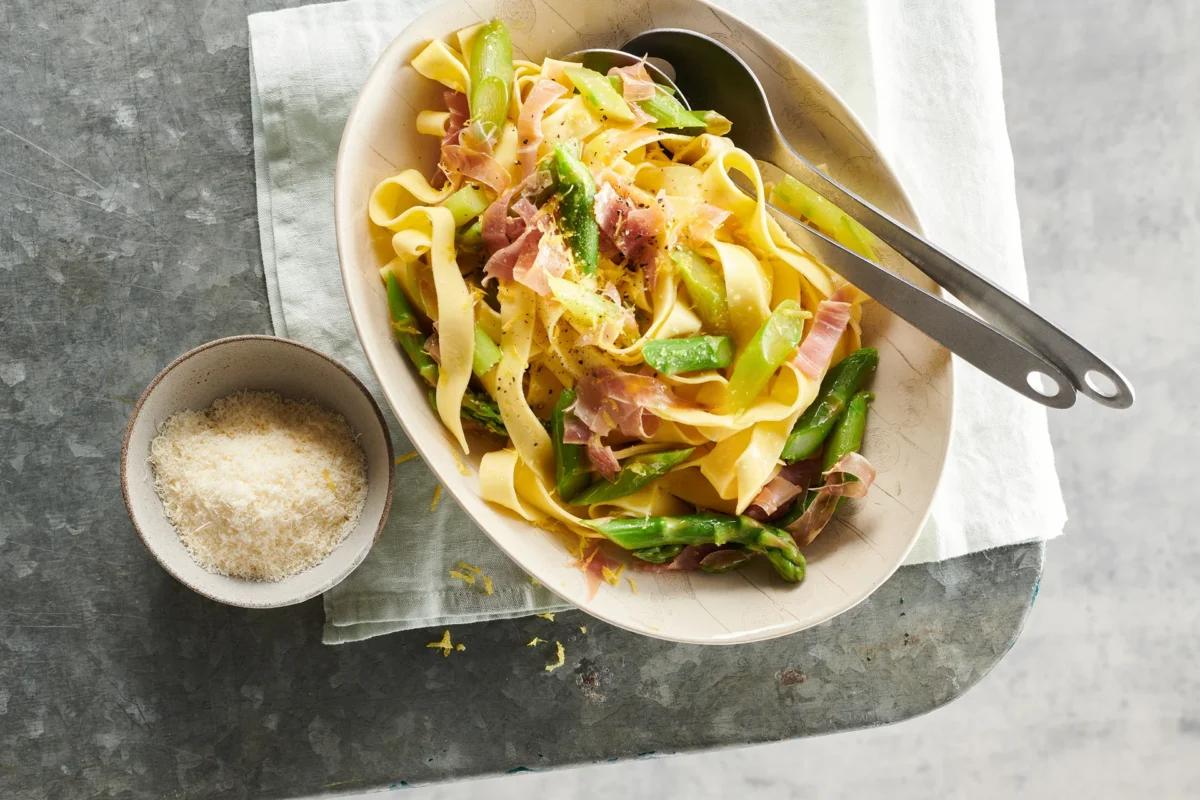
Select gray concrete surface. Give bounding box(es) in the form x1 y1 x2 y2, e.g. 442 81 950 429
0 1 1044 798
352 0 1200 797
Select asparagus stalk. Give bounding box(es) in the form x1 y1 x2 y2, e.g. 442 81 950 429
595 513 806 583
781 347 878 462
630 544 685 564
457 218 484 251
563 65 635 123
550 144 599 274
642 336 733 375
385 269 439 386
822 390 874 472
571 447 694 505
472 325 502 378
552 389 592 501
770 174 879 262
725 300 809 412
467 20 514 146
672 248 730 333
776 389 874 528
460 390 507 437
443 183 491 227
634 84 707 131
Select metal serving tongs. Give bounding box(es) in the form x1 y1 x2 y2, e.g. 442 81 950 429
568 30 1133 410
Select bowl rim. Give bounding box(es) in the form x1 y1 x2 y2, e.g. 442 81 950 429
333 0 956 643
119 334 396 609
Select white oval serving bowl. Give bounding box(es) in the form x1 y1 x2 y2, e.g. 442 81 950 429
121 335 395 608
334 0 953 643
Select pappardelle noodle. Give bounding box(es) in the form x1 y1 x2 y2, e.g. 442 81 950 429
369 20 881 583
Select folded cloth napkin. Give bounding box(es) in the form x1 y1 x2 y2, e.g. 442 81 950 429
248 0 1067 644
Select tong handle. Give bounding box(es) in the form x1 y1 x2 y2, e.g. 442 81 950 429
762 140 1134 409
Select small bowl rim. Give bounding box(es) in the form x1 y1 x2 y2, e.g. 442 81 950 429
119 334 395 608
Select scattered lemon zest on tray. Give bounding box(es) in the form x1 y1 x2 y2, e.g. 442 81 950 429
426 629 463 657
456 561 482 575
449 569 475 586
429 484 443 512
526 637 546 647
536 612 555 622
528 577 542 588
626 576 638 594
544 641 565 673
578 625 587 634
481 575 494 595
394 451 419 465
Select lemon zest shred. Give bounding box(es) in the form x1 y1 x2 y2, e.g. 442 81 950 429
426 629 458 657
544 641 565 672
526 637 546 647
626 576 638 594
481 575 494 595
528 577 542 587
456 561 483 575
536 612 556 622
429 485 443 512
394 451 419 465
579 625 587 634
455 643 466 652
449 569 476 586
600 563 625 587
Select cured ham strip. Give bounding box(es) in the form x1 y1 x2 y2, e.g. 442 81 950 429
607 62 657 101
441 144 511 195
571 367 676 440
517 80 566 177
784 452 876 546
791 299 852 378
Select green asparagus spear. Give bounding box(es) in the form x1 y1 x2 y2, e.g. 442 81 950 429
673 248 730 332
550 144 599 274
595 513 806 583
571 448 694 505
770 174 879 262
426 389 507 437
725 300 810 412
457 218 484 251
563 65 635 123
775 389 875 528
642 336 733 375
822 391 873 471
630 544 685 564
460 389 507 437
472 325 502 378
781 348 878 462
635 84 707 131
385 269 439 386
552 389 592 501
467 20 514 145
443 183 491 227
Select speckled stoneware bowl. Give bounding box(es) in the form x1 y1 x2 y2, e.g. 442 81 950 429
120 335 394 608
334 0 954 643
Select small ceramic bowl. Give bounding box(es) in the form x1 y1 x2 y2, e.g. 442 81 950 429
120 335 394 608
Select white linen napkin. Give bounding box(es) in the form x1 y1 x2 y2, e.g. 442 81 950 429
248 0 1067 644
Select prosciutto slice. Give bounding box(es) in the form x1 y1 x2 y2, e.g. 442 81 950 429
746 461 821 520
571 367 677 440
784 452 876 546
607 62 657 101
790 299 852 378
595 181 666 285
585 435 621 480
441 144 510 195
517 80 566 178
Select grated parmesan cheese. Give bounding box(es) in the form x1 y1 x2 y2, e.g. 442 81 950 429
148 390 368 582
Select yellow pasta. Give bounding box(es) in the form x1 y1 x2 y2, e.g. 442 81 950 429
367 22 876 574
